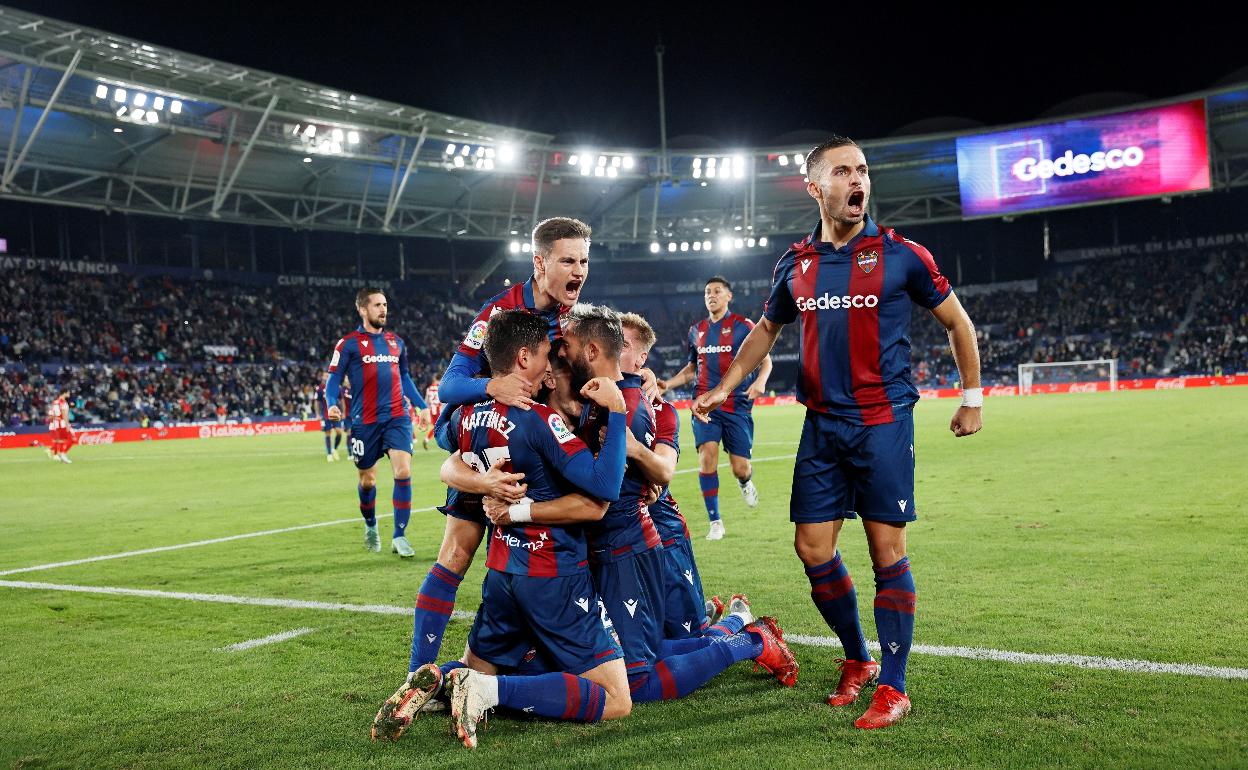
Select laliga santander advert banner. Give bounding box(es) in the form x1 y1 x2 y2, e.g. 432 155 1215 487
956 100 1210 218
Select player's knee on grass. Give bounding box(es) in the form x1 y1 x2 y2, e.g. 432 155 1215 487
462 646 499 675
697 442 719 473
584 659 632 720
794 521 843 566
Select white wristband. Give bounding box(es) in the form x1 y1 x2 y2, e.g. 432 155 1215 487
508 503 532 523
961 387 984 408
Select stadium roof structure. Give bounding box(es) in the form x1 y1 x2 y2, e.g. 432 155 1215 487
3 4 1248 285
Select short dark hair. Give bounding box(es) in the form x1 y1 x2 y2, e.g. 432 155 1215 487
355 286 385 308
565 303 623 360
533 217 592 258
805 135 860 180
484 310 549 376
705 275 731 291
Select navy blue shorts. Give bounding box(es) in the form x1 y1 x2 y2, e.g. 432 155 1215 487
437 488 488 525
661 537 707 639
691 409 754 459
592 548 665 676
468 569 622 676
348 417 413 470
321 418 342 432
790 409 916 524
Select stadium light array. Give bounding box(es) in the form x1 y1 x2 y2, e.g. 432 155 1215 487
289 122 362 157
96 81 184 127
692 155 748 181
444 142 514 172
564 152 634 175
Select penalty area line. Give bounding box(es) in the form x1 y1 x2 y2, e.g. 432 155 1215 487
0 507 436 577
673 454 794 476
2 579 1244 681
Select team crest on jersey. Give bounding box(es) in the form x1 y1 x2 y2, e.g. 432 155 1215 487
721 326 732 335
464 320 488 350
857 250 879 274
547 413 576 444
387 338 398 350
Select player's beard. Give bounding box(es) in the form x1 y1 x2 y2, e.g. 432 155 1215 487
368 310 386 329
568 351 593 395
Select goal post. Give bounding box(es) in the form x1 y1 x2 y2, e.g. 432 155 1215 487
1017 358 1118 395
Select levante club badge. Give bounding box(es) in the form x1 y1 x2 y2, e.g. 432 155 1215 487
857 250 879 274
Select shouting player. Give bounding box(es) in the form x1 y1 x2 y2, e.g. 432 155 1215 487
385 309 633 747
325 287 429 558
693 136 982 729
404 217 592 677
660 277 772 540
315 371 346 461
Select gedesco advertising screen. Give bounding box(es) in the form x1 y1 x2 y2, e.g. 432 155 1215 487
956 100 1210 218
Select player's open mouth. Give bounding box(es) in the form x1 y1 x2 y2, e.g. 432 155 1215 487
847 190 865 215
564 279 582 300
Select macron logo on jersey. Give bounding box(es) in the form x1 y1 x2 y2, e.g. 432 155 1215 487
361 354 400 364
795 293 880 312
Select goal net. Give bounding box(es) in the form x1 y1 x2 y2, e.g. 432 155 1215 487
1017 358 1118 395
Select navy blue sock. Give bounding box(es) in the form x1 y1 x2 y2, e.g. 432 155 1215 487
324 434 332 454
705 614 747 637
497 672 607 722
805 552 871 661
873 557 916 693
409 563 463 671
698 472 720 522
333 433 343 450
392 477 412 538
358 484 377 526
633 631 762 702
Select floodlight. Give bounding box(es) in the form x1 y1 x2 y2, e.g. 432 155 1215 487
152 97 165 111
778 154 789 166
171 101 183 114
509 241 521 253
649 242 660 253
758 236 768 247
347 131 360 144
95 84 108 99
114 88 127 102
446 143 457 154
133 93 147 107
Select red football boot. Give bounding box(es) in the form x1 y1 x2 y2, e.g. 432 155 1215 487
825 658 880 706
705 595 725 626
854 684 911 729
746 616 798 687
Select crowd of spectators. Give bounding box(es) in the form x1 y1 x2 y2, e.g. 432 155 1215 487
3 245 1245 427
1 270 473 427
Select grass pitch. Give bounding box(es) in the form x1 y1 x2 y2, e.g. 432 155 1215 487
1 389 1246 769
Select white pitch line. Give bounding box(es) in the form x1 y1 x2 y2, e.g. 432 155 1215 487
673 454 794 475
217 627 316 652
784 634 1248 681
0 508 436 577
3 579 1244 681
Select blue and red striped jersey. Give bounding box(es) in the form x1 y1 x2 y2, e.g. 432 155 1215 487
440 279 571 409
763 216 951 425
324 326 425 425
451 400 596 577
579 373 664 562
646 397 689 544
687 313 758 413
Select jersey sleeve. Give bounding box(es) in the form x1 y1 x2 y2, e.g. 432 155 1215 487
455 299 497 358
653 399 679 453
397 339 426 409
686 325 698 368
324 337 350 406
897 235 952 309
530 405 626 501
763 254 799 325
